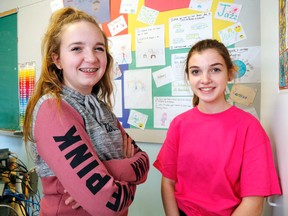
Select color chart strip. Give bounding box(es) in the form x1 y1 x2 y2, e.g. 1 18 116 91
19 62 35 128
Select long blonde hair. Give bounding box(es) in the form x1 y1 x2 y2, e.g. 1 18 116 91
23 7 113 143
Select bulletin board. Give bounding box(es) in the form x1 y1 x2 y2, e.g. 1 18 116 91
0 12 19 131
63 0 261 143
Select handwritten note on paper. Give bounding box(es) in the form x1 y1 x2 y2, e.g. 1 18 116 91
135 25 165 67
171 53 188 81
108 34 132 65
128 110 148 130
152 66 174 88
120 0 139 14
189 0 213 12
215 2 242 22
137 6 159 25
169 12 212 50
124 69 152 109
107 15 128 36
112 80 123 118
218 22 246 47
229 84 257 106
172 80 192 96
154 97 193 129
228 46 261 83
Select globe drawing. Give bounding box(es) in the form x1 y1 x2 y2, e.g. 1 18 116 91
233 60 247 78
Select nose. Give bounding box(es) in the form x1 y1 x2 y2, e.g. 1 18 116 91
84 50 98 63
201 72 211 84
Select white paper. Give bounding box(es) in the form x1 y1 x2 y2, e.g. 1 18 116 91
218 22 246 47
189 0 213 12
215 2 242 22
120 0 139 14
50 0 64 12
137 6 159 25
172 80 193 96
108 15 128 36
109 34 132 65
171 53 188 81
152 66 174 88
124 69 152 109
112 80 123 118
127 110 148 130
169 12 212 50
135 25 166 67
229 46 261 83
154 97 193 129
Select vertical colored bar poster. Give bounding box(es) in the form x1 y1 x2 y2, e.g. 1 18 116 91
18 62 35 128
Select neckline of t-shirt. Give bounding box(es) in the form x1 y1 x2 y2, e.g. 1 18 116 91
194 105 235 117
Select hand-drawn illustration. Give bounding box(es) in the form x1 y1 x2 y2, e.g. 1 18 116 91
124 69 152 109
214 2 242 22
228 46 260 83
63 0 110 23
189 0 213 12
218 22 246 47
136 25 165 67
127 110 148 130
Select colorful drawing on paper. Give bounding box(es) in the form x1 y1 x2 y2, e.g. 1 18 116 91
63 0 110 24
279 0 288 90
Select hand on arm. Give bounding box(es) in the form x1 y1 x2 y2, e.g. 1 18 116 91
231 196 264 216
161 176 180 216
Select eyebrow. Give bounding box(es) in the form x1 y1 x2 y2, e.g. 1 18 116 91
189 62 224 69
68 41 106 47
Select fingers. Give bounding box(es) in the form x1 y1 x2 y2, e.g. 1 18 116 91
65 196 74 205
126 137 135 158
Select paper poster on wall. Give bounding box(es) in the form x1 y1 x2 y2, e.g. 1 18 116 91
189 0 213 12
107 15 127 36
120 0 139 14
171 53 188 81
172 80 192 96
135 25 166 67
279 0 288 90
229 84 257 106
137 6 159 26
112 80 123 118
169 12 212 50
152 66 174 88
124 69 152 109
214 2 242 22
229 46 261 83
63 0 110 23
218 22 246 47
127 110 148 129
154 97 192 129
109 34 132 65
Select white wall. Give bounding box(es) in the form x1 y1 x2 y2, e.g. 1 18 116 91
261 1 288 215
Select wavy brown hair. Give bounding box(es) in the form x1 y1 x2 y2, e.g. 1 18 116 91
23 7 113 143
185 39 235 107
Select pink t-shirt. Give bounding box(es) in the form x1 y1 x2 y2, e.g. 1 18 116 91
154 106 281 216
